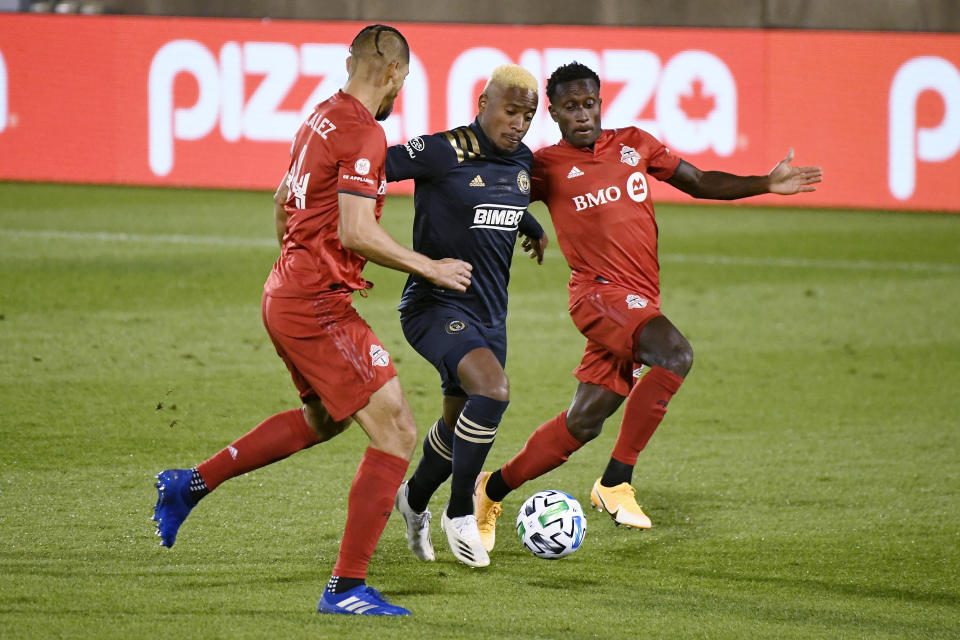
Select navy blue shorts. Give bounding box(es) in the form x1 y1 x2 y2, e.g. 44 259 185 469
400 303 507 397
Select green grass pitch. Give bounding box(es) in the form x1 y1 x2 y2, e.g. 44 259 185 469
1 182 958 639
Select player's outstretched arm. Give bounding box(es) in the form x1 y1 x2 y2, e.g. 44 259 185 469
666 149 822 200
337 193 473 292
767 149 823 195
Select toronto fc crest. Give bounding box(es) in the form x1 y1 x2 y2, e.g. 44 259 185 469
370 344 390 367
620 145 641 167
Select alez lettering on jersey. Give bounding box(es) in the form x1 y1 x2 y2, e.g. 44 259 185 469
471 204 526 230
572 171 648 211
306 112 337 139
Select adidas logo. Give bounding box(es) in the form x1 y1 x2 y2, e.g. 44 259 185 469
228 445 238 460
335 595 380 614
469 175 485 187
567 166 584 178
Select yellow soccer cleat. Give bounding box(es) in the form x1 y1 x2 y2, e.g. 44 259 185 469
590 479 652 529
473 471 502 552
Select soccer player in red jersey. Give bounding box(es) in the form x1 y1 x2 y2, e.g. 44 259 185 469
152 25 472 616
474 62 822 549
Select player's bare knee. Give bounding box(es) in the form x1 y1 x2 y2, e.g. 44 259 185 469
471 374 510 403
565 409 604 443
665 341 693 377
304 399 350 443
484 381 510 403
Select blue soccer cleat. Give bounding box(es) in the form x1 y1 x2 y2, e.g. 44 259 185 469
152 469 195 547
317 585 411 616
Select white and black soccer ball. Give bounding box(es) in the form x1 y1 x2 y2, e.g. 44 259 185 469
516 490 586 559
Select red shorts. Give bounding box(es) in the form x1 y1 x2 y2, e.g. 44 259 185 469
262 292 397 422
568 279 662 397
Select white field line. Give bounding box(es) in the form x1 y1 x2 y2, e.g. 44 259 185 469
661 253 960 274
2 228 959 274
0 228 276 248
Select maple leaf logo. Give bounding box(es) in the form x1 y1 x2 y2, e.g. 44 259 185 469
679 79 715 120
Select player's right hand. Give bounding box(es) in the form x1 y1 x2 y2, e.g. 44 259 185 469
428 258 473 292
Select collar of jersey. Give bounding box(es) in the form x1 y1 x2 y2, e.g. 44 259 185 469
334 90 375 124
470 118 527 159
557 128 612 154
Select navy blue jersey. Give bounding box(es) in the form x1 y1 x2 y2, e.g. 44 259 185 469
386 119 543 326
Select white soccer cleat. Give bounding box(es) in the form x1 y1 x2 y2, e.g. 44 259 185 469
440 507 490 568
394 482 435 561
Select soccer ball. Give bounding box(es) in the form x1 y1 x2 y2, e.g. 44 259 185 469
516 490 586 559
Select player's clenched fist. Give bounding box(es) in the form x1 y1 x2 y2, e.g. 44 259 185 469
428 258 473 292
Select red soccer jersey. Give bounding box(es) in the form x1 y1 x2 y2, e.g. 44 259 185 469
265 90 387 298
531 128 681 304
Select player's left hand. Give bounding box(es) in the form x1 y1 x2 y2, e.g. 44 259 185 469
520 233 548 265
768 148 823 195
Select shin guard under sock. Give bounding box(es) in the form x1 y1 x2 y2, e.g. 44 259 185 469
405 418 454 513
498 412 583 499
448 395 508 517
197 408 319 492
333 446 409 579
611 366 684 466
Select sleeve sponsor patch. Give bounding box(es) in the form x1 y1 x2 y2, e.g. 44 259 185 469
404 136 426 158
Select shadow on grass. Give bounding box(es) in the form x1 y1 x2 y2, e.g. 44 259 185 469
680 566 960 608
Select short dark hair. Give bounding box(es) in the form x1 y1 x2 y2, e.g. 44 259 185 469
350 24 410 64
546 62 601 102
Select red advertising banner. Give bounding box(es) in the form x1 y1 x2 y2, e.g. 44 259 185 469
1 15 958 211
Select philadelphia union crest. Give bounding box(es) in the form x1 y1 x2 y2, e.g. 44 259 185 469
446 319 466 334
517 170 530 194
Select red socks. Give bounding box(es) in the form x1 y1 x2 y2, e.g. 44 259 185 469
611 366 684 466
195 411 408 581
197 408 320 491
333 446 409 579
501 412 584 490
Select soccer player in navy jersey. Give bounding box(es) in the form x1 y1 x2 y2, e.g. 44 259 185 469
152 25 472 616
385 65 546 567
473 62 822 551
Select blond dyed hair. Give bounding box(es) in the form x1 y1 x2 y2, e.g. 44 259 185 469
483 64 538 94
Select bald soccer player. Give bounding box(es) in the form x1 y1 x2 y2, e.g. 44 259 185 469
386 65 546 568
473 61 823 551
152 25 473 616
